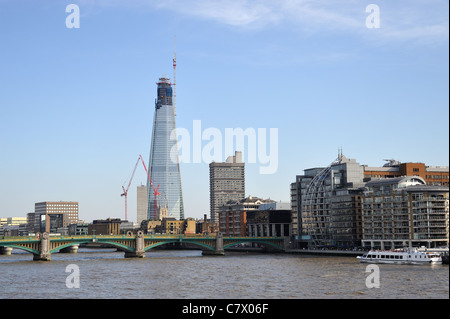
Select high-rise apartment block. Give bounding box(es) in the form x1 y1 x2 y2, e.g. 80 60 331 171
147 77 184 220
209 151 245 225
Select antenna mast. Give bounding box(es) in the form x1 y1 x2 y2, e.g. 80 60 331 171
173 35 177 116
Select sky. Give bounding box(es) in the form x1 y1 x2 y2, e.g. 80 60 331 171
0 0 448 223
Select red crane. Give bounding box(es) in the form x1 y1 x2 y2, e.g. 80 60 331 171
121 155 161 220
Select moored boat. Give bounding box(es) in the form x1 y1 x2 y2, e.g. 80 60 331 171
357 248 442 265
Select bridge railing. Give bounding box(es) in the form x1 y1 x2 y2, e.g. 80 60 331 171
1 234 285 243
0 236 40 242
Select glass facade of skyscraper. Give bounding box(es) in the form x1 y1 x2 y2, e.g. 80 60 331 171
147 77 184 220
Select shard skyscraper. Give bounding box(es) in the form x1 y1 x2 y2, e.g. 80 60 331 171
147 76 184 220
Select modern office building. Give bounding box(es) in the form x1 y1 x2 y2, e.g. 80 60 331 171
291 153 365 248
209 151 245 225
361 176 449 249
27 201 79 233
363 160 449 186
147 77 184 220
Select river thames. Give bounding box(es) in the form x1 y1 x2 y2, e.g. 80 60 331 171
0 248 448 299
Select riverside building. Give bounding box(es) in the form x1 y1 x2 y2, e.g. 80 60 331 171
361 176 449 249
247 202 292 237
218 196 274 236
291 153 450 249
291 153 365 248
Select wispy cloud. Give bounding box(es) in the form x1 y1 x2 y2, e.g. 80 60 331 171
81 0 449 44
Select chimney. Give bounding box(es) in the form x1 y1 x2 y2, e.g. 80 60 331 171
203 214 208 233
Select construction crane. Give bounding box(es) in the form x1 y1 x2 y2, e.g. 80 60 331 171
121 155 162 221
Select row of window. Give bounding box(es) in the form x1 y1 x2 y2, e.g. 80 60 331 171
367 254 404 259
425 175 449 179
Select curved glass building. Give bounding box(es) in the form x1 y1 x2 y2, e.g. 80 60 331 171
147 77 184 220
300 153 365 247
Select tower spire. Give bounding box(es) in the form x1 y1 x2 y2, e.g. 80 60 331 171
173 35 177 116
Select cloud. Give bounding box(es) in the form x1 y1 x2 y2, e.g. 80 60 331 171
154 0 282 27
81 0 449 44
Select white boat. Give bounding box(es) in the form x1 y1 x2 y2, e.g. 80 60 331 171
357 248 442 265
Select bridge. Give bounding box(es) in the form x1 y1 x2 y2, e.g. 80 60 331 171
0 232 287 261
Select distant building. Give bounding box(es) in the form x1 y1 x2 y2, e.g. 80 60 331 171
363 161 449 186
247 208 292 237
184 218 196 235
218 196 275 236
196 214 219 235
0 218 28 236
141 220 162 234
361 176 449 249
27 201 79 233
210 151 245 225
88 218 121 235
68 223 89 236
120 221 141 234
160 218 184 235
0 217 27 228
137 185 148 225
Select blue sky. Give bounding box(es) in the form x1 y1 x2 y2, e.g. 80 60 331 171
0 0 448 222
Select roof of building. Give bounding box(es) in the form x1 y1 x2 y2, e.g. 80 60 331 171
364 176 426 187
404 185 449 193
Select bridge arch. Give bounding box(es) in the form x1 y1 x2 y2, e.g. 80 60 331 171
47 239 137 254
91 241 135 253
0 244 39 255
49 241 88 254
143 240 215 252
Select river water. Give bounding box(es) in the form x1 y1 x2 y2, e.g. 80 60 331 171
0 248 448 299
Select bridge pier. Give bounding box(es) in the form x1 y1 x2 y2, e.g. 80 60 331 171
202 232 224 256
33 232 51 261
124 231 145 259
